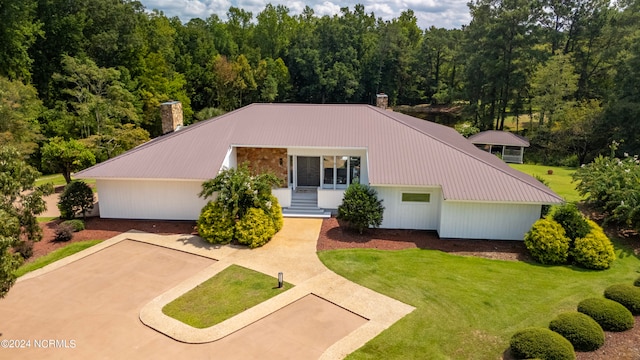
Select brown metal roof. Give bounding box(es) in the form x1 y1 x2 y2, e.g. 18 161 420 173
468 130 530 147
76 104 561 203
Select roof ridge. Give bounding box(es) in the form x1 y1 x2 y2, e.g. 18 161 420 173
369 106 562 201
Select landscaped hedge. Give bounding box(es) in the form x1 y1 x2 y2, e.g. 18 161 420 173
197 201 235 245
551 203 591 242
235 208 276 248
548 312 604 351
524 218 571 265
577 298 635 332
266 195 284 233
635 276 640 287
604 284 640 315
61 219 85 232
571 220 616 269
510 327 575 360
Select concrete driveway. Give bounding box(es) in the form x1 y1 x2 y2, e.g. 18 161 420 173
0 219 413 359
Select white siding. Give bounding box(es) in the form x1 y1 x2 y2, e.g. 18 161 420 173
318 189 345 208
439 202 541 240
272 188 291 207
97 179 208 220
374 186 441 230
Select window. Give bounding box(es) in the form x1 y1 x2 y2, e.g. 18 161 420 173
402 193 430 202
321 155 361 189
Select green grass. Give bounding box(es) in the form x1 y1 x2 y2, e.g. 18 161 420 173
162 264 294 328
37 216 58 223
510 164 582 202
318 240 640 359
14 240 102 277
35 174 96 189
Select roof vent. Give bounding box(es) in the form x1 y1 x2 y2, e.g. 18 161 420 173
160 101 184 134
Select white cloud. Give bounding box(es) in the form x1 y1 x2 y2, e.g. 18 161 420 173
138 0 471 29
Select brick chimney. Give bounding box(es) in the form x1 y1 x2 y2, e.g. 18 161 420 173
376 93 388 110
160 101 183 134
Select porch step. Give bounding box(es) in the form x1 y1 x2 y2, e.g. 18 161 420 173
291 198 318 207
282 207 331 218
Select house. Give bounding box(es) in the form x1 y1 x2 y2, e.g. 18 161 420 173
468 130 530 164
75 103 563 241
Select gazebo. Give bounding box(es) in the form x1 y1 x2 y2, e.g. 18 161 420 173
468 130 530 164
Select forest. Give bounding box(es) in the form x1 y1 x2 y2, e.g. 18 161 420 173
1 0 640 169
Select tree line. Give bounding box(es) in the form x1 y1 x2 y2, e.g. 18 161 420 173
1 0 640 168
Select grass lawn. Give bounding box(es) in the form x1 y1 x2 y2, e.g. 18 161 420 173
510 164 582 202
35 174 96 189
37 216 58 223
318 239 640 359
162 264 294 329
14 240 102 277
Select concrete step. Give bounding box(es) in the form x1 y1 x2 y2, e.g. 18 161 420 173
282 207 332 218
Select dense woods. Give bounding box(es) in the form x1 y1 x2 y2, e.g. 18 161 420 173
1 0 640 168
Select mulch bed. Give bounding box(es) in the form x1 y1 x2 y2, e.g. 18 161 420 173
28 216 640 359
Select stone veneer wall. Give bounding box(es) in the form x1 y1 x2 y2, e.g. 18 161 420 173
160 101 184 134
236 147 288 188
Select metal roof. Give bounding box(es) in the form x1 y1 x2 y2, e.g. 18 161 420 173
76 104 561 203
468 130 530 147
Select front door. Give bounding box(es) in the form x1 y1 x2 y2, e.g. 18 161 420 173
296 156 320 187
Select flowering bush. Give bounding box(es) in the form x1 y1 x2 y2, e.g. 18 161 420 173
573 151 640 231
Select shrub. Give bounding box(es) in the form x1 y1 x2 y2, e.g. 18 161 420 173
337 183 384 234
635 276 640 287
551 203 590 242
510 327 575 360
13 240 33 260
61 219 85 232
548 312 604 351
524 218 571 265
571 220 615 269
197 201 235 245
604 284 640 315
235 208 276 248
264 195 283 233
577 298 635 331
58 180 94 220
54 223 74 242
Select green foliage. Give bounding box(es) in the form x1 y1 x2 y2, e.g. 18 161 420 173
573 154 640 232
0 238 22 298
0 76 44 156
81 124 150 162
550 203 590 241
524 218 571 265
577 298 635 332
454 122 480 138
604 284 640 315
197 201 235 245
635 276 640 287
13 240 34 260
571 220 615 270
235 208 276 248
337 183 384 234
54 223 74 242
548 312 604 351
41 137 96 184
58 181 94 220
61 219 85 232
509 327 575 360
266 195 284 232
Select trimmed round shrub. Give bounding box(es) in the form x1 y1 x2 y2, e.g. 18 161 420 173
634 276 640 287
197 201 235 245
235 208 276 248
548 312 604 351
571 221 615 270
510 327 575 360
577 298 634 331
265 195 284 233
61 219 85 232
524 218 571 265
604 284 640 315
54 223 74 242
551 203 590 241
337 183 384 234
58 180 94 220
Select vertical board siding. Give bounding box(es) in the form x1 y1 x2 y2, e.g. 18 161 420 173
97 179 208 220
374 187 442 230
439 202 541 240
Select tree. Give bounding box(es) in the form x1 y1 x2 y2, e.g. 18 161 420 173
41 137 96 184
0 0 41 81
337 182 385 234
0 146 53 297
0 76 44 155
531 52 579 126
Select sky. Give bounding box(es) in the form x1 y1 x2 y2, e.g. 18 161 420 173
138 0 471 30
